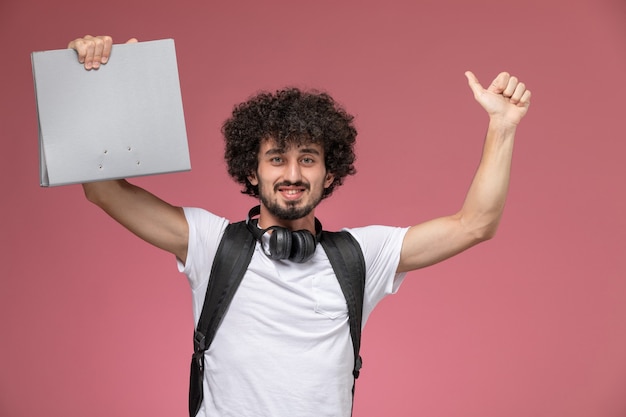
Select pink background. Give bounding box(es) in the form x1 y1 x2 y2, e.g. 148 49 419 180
1 0 625 416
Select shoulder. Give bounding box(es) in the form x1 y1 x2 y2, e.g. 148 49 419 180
339 225 408 273
180 208 231 289
183 207 230 230
182 207 231 255
343 225 409 249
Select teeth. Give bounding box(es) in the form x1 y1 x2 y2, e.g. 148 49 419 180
285 190 299 195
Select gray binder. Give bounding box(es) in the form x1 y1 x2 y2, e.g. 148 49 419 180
32 39 191 187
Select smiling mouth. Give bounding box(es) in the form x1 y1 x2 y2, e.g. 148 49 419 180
279 188 305 200
282 188 303 195
276 182 309 200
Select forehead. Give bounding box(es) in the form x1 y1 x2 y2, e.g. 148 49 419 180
259 137 324 155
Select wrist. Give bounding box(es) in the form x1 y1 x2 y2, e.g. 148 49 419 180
488 117 518 135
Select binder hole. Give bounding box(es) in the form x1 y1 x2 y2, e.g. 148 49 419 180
98 164 103 170
127 146 132 151
136 161 141 165
103 150 108 154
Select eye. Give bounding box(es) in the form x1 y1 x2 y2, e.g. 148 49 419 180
301 156 315 164
269 156 283 165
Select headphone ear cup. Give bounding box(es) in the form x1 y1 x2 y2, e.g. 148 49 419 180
269 227 292 260
289 230 317 263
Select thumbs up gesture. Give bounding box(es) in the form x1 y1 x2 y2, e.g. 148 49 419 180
465 71 531 127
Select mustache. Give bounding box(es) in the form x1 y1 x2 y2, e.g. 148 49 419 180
273 181 310 192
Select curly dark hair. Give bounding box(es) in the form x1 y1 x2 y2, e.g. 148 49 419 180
222 87 357 199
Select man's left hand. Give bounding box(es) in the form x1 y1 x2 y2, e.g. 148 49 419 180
465 71 531 127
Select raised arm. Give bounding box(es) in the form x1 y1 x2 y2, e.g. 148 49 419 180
70 36 189 262
397 71 531 273
83 180 189 262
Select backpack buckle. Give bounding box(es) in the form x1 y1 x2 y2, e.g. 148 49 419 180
353 355 363 379
193 330 206 352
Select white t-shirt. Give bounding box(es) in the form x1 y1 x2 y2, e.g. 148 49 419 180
179 207 409 417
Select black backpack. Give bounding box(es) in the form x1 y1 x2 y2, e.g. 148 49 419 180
189 220 366 416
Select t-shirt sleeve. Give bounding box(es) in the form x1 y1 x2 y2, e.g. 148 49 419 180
345 225 409 326
177 207 229 290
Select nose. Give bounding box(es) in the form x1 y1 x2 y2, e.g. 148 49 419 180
283 159 302 183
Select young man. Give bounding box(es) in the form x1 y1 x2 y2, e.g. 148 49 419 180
68 35 531 417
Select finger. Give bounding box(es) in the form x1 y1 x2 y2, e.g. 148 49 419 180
98 36 113 65
509 81 526 104
91 39 104 69
82 35 99 70
502 76 519 98
89 36 112 69
487 72 510 94
464 71 484 97
68 35 93 66
520 89 531 106
72 35 98 70
126 38 139 44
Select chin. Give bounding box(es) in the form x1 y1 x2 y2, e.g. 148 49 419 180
265 200 316 221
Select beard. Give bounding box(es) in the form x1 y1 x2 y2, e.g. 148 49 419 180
258 181 323 221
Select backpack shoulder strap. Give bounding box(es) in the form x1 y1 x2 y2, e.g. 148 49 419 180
189 220 255 417
320 230 366 380
194 220 255 352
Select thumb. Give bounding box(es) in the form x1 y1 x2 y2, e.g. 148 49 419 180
464 71 484 97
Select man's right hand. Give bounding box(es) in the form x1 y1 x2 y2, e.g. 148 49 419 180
67 35 138 70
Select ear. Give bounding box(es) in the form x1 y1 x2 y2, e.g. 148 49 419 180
324 172 335 188
247 172 258 186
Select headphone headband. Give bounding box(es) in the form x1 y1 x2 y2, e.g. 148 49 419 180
245 205 322 263
246 205 322 238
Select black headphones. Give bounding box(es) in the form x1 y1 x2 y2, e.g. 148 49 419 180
245 205 322 263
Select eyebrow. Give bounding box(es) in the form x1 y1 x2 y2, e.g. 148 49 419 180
263 147 321 156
